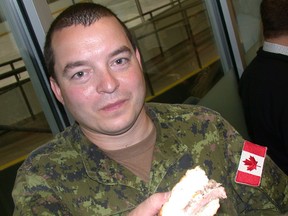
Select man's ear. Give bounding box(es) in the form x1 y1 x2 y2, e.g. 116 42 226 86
135 48 143 69
50 77 65 105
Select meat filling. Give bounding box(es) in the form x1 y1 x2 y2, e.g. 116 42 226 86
184 180 227 214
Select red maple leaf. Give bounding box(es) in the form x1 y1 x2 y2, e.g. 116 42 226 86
243 156 259 171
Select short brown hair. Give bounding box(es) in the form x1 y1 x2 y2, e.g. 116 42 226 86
261 0 288 39
44 3 136 80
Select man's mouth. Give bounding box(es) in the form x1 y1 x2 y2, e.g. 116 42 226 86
101 99 127 112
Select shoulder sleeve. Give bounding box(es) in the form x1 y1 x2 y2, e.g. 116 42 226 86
12 142 74 216
261 156 288 211
214 114 288 214
12 158 73 216
229 156 288 215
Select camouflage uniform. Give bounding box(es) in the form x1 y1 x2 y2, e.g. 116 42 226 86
13 103 288 215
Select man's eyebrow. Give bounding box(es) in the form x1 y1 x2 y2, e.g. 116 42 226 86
63 60 88 74
62 46 132 74
109 46 132 58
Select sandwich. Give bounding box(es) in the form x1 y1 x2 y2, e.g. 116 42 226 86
159 166 227 216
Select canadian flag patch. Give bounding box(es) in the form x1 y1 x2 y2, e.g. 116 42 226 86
235 140 267 187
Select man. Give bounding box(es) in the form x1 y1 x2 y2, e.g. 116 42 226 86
13 3 287 215
239 0 288 175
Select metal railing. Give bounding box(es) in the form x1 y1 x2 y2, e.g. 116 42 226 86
0 58 38 132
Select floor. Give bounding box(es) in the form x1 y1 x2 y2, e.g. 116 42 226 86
0 112 53 171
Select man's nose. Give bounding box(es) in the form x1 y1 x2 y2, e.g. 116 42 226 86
96 70 120 94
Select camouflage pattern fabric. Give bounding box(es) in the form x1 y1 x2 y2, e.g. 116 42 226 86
12 103 288 215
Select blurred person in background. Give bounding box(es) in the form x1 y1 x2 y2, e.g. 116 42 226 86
240 0 288 175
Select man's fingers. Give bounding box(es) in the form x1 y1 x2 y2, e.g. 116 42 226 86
128 192 171 216
146 192 171 211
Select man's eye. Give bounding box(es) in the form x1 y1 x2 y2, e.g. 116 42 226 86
115 58 128 65
72 71 85 79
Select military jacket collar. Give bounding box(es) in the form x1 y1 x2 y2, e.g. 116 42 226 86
73 105 191 194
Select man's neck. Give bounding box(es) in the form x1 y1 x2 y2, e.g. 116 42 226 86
81 108 155 150
265 35 288 46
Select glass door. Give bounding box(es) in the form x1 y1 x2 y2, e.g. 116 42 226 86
218 0 262 76
0 3 55 171
0 0 75 171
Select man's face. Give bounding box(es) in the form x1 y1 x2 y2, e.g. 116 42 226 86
50 17 146 136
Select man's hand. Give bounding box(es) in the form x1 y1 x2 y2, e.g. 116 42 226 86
128 192 170 216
